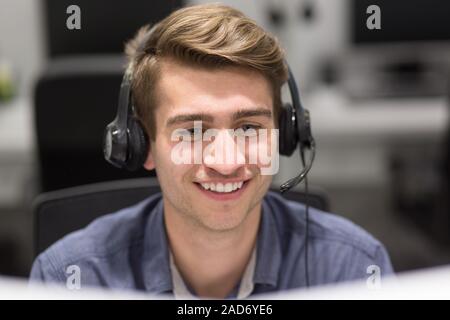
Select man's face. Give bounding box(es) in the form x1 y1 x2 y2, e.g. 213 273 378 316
144 59 276 232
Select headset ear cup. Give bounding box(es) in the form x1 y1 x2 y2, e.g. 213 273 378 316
296 108 313 149
278 103 298 156
126 118 149 171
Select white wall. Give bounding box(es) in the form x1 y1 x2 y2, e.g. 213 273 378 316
0 0 45 96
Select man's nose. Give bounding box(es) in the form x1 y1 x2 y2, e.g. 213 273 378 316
203 129 246 175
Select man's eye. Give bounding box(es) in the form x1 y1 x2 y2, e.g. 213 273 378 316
184 127 203 140
186 127 202 135
235 124 260 137
240 124 260 132
173 127 202 141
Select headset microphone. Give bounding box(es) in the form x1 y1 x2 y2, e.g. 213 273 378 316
279 140 315 193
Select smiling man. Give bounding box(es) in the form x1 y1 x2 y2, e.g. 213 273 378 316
30 4 393 298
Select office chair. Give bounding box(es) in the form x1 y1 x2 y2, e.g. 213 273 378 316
33 177 329 256
429 81 450 243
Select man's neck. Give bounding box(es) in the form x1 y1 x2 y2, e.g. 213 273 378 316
164 201 261 299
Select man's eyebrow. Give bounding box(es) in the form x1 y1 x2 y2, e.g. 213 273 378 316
166 108 272 127
232 108 272 121
166 113 214 127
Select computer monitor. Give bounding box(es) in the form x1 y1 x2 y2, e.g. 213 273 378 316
351 0 450 45
43 0 183 57
346 0 450 98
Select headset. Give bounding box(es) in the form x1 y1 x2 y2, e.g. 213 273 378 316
103 64 315 183
103 46 316 287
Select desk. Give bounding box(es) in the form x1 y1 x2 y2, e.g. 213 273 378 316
307 87 448 142
0 97 34 208
0 97 34 155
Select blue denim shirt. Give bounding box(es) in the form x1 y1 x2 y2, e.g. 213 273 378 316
29 191 394 296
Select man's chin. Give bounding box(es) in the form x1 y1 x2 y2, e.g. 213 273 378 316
192 206 251 232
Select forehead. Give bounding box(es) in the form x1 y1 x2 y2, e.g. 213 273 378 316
155 59 274 121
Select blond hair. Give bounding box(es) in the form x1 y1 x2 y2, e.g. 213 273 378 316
125 3 288 140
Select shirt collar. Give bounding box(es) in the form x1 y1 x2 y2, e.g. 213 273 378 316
169 244 257 299
141 198 173 294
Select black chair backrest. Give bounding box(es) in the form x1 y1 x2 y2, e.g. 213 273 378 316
33 178 329 256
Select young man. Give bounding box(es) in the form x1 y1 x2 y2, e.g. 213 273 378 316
30 4 393 298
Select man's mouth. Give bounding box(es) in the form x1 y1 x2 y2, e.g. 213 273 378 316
199 181 244 193
193 180 250 201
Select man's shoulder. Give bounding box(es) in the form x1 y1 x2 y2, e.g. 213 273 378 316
32 194 162 279
264 191 384 260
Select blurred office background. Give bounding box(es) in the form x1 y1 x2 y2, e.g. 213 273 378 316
0 0 449 278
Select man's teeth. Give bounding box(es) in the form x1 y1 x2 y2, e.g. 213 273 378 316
200 181 244 193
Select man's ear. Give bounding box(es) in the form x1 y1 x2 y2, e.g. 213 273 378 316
143 145 155 171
